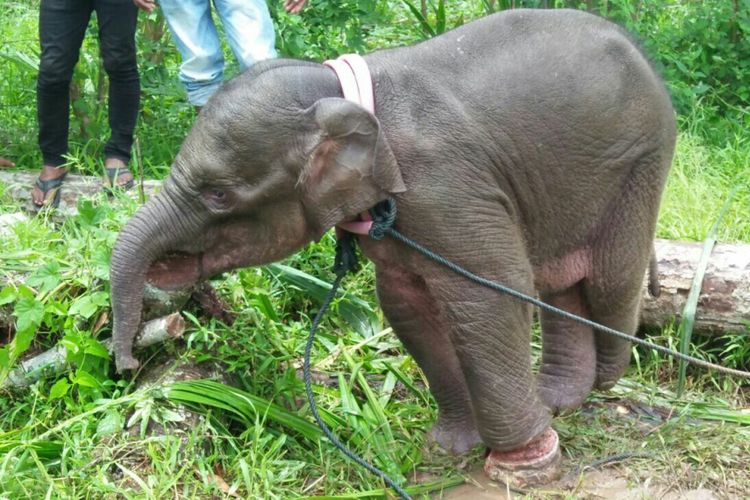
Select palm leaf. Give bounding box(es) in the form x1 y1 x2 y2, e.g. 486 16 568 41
164 379 324 440
401 0 436 38
265 264 380 338
676 186 739 395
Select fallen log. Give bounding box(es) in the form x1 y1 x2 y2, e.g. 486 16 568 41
640 239 750 335
2 313 185 389
0 170 161 215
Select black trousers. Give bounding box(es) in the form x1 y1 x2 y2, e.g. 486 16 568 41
37 0 139 167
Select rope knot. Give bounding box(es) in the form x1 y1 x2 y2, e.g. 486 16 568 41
368 197 397 240
334 231 360 277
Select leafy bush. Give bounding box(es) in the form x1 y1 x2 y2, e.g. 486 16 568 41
600 0 750 118
269 0 385 59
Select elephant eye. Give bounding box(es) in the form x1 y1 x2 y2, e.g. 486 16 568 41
202 187 231 209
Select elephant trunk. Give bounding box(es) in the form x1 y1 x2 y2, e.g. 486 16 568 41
110 189 202 373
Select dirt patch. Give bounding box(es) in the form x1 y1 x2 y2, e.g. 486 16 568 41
437 465 718 499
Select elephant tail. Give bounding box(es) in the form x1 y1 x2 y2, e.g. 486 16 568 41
647 248 660 297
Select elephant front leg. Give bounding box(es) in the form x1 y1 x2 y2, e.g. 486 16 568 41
376 266 482 455
425 235 561 488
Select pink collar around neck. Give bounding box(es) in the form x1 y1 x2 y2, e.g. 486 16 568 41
324 54 377 236
323 54 375 113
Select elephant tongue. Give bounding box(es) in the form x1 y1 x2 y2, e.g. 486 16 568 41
336 210 373 236
146 252 202 290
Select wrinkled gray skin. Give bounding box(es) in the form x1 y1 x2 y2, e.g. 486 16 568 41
111 9 675 456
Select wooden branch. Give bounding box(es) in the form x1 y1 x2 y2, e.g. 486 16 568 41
2 313 185 388
640 239 750 335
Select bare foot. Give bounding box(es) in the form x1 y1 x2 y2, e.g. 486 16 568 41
32 165 69 207
483 427 562 488
104 157 134 189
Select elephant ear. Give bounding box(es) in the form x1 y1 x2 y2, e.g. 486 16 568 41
298 98 406 229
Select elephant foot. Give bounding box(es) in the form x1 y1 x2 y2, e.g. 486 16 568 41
426 417 483 455
595 359 630 390
537 374 592 415
115 353 140 373
483 427 561 488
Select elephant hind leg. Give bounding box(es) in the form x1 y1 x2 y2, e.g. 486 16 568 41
583 150 667 389
585 286 641 390
537 283 596 414
584 218 654 389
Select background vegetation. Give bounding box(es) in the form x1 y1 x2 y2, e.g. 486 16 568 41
1 0 748 498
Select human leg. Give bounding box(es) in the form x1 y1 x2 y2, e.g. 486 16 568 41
214 0 277 71
34 0 92 207
95 0 139 163
160 0 224 106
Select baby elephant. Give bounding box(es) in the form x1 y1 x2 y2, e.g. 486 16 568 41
110 9 675 486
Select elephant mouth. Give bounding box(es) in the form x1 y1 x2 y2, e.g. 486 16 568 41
146 252 203 291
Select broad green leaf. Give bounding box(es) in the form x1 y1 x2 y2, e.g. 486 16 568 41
49 378 70 400
12 325 36 354
96 409 124 437
0 347 10 371
26 262 61 295
43 299 68 317
13 297 44 333
72 369 102 389
68 295 98 319
0 286 16 305
76 199 107 226
91 248 112 281
68 291 109 319
83 338 110 360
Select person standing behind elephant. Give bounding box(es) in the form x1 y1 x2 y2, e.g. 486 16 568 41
32 0 140 210
133 0 307 111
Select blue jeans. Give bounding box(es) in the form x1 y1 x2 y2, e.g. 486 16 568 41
160 0 277 106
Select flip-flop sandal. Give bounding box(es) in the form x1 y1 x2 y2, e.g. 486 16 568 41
32 172 68 211
104 166 135 194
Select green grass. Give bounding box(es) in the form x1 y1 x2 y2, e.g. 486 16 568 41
658 116 750 242
2 0 750 498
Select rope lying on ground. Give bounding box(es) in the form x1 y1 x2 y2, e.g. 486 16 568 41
303 232 413 500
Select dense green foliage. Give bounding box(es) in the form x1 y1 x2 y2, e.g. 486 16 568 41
1 0 749 497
